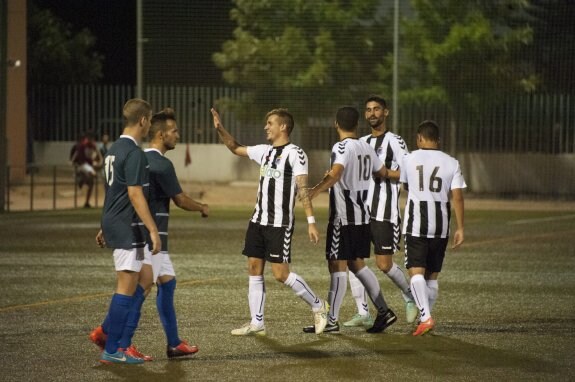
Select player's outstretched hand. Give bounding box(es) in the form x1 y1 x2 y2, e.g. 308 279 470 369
308 224 319 245
96 229 106 248
211 108 222 130
201 203 209 218
451 228 464 249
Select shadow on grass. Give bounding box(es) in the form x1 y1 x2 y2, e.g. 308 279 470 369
219 332 557 380
93 357 191 382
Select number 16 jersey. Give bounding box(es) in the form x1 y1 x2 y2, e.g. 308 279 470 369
400 148 466 238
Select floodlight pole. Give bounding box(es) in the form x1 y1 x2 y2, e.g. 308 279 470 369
0 0 7 213
136 0 143 98
392 0 399 133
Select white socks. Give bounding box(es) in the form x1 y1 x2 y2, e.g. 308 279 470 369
284 272 322 311
354 266 389 313
248 275 265 327
348 271 370 316
386 263 414 302
410 274 431 321
426 279 439 312
327 272 348 324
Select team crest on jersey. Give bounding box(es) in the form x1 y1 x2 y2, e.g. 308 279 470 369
376 147 384 155
274 156 282 166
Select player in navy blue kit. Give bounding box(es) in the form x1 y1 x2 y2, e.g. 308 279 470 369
144 108 208 358
211 107 329 336
93 98 160 364
401 120 466 336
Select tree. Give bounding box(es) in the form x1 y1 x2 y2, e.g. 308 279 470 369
28 4 103 85
523 0 575 93
393 0 535 151
401 0 534 103
213 0 392 124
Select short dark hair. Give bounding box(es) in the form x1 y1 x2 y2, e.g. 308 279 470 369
266 108 294 135
123 98 152 126
149 107 177 139
364 95 387 109
336 106 359 132
417 120 440 142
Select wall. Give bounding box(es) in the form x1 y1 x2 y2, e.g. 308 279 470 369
6 0 27 181
32 142 575 197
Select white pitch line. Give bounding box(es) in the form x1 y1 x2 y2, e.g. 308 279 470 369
508 214 575 225
0 278 222 313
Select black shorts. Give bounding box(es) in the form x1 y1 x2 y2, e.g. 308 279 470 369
325 221 371 261
242 221 292 263
370 220 401 255
404 235 448 273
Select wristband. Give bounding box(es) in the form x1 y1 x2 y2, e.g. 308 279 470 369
307 216 316 224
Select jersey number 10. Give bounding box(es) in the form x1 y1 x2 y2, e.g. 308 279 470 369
357 155 372 181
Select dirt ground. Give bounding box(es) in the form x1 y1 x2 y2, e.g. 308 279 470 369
5 180 575 212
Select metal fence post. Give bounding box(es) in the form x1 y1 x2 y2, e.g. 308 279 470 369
52 165 57 210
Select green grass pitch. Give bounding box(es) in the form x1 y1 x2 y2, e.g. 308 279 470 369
0 205 574 381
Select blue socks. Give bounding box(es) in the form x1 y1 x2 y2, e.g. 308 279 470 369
157 278 180 347
104 293 134 354
118 284 146 349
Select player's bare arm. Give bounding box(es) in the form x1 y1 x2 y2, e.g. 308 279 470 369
173 193 209 217
451 188 465 249
210 108 248 157
309 164 344 199
296 174 319 244
128 185 161 254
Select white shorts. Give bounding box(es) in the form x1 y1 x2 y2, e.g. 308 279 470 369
78 163 96 176
113 247 145 273
144 249 176 282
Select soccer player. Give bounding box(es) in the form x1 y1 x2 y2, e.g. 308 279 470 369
400 120 466 336
210 107 329 335
303 106 396 334
91 108 208 360
344 95 418 328
144 107 208 357
93 98 161 364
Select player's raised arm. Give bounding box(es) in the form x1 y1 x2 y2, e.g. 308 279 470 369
211 108 248 157
296 174 319 244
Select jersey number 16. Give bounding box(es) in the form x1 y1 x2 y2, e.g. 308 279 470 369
416 165 442 192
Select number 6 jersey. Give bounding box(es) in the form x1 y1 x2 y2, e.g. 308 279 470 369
400 148 466 238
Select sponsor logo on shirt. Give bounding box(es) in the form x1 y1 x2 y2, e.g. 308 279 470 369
260 165 283 179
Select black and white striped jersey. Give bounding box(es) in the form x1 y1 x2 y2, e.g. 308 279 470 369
400 148 467 238
361 131 408 224
247 143 308 228
329 138 384 226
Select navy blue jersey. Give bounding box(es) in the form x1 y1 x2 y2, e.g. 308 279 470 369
144 149 183 252
101 136 149 249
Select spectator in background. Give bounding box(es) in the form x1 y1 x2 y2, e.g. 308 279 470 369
98 132 110 160
70 131 102 208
